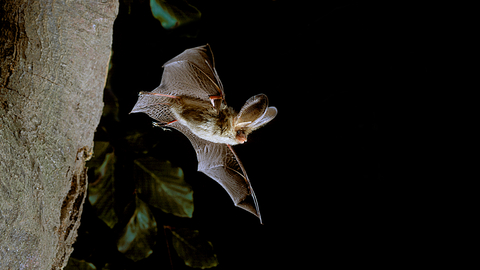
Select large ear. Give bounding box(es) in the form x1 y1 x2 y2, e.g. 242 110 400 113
248 106 277 130
235 94 269 127
235 94 277 129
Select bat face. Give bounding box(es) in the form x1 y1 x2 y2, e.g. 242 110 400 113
130 44 277 222
233 94 277 144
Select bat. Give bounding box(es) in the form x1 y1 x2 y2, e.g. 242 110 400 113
130 44 277 223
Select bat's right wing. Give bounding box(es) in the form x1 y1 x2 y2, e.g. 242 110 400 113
168 121 262 223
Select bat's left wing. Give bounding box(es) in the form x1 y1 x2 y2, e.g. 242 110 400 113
130 44 225 121
160 44 225 110
168 121 262 223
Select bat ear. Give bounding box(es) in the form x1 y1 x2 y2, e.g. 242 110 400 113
235 94 277 129
249 106 277 129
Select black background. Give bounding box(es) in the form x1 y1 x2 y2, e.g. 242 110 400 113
74 1 429 269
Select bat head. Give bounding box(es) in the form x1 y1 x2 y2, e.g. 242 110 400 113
234 94 277 144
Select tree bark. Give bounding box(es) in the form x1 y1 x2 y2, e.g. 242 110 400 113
0 1 118 269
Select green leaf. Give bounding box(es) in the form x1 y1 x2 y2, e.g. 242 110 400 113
65 257 97 270
170 228 219 269
87 142 118 229
150 0 201 30
117 196 157 262
134 158 194 218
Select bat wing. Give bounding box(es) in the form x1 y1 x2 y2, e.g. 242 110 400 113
162 45 223 96
130 44 224 121
169 121 262 223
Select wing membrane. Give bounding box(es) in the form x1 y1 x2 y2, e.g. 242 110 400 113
169 121 261 222
162 45 224 100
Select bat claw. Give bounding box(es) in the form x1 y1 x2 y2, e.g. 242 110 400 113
152 122 163 128
209 95 223 109
153 120 177 129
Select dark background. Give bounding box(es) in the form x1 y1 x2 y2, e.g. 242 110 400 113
73 1 428 269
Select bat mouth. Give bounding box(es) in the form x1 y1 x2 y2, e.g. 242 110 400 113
236 130 247 144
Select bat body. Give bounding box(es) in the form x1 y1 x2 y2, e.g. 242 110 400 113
170 96 238 145
131 45 277 223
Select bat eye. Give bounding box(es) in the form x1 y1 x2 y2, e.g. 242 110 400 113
236 130 247 143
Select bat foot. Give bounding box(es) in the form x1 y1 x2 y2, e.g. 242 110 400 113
152 120 177 130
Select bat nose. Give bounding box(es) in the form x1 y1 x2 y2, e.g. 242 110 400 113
236 130 247 143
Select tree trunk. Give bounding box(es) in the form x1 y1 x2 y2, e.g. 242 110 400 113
0 1 118 269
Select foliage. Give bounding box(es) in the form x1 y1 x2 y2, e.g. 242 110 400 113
67 134 217 269
87 142 118 229
117 196 157 262
65 258 97 270
170 228 219 269
134 158 194 218
149 0 201 30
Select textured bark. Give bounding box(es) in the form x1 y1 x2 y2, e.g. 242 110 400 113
0 1 118 269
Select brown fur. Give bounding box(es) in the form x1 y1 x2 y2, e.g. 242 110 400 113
170 96 241 145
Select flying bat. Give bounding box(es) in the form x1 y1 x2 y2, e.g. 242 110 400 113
130 44 277 223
